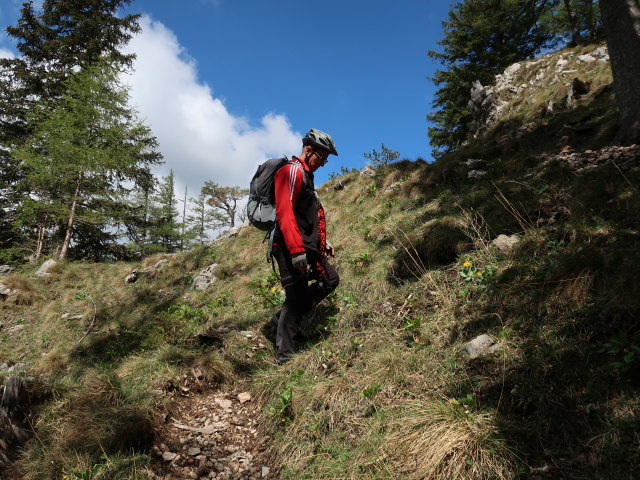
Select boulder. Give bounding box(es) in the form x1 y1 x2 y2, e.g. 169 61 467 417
566 77 590 108
191 264 218 291
125 269 140 284
360 166 377 177
468 80 497 128
0 266 13 276
462 334 498 359
491 234 520 255
34 259 58 277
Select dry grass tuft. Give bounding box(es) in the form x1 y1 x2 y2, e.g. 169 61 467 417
38 348 70 375
2 274 40 305
192 351 233 384
56 371 154 454
387 400 517 480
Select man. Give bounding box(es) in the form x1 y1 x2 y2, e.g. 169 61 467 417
271 128 340 365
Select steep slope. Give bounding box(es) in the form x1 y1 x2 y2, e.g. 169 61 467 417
1 43 639 480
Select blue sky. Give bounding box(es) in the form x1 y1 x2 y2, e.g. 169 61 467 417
0 0 453 192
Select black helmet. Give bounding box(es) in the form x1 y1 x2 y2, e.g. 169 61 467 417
302 128 338 156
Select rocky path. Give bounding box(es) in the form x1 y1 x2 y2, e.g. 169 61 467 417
150 386 274 480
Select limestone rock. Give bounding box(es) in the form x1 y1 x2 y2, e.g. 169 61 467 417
187 446 201 456
191 264 218 291
214 226 243 244
0 283 12 297
0 266 13 276
465 158 485 168
238 392 251 404
162 451 178 461
577 54 596 63
462 334 498 359
35 259 58 277
125 269 140 284
153 258 169 270
360 166 377 177
491 234 520 255
468 170 487 180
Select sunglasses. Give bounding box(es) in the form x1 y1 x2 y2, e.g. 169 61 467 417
314 151 329 165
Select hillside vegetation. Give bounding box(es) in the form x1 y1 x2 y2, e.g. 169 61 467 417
1 44 639 480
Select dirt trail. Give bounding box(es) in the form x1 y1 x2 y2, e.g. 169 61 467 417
150 385 274 480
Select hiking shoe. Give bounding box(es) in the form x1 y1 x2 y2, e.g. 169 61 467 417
275 354 292 366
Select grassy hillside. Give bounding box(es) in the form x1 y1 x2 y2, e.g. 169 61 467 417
1 44 639 479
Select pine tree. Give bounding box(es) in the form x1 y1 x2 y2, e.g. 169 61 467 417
428 0 553 156
122 179 155 258
13 61 161 260
542 0 603 46
186 190 217 246
148 170 182 253
0 0 141 260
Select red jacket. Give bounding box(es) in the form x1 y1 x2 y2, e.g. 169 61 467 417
273 156 327 258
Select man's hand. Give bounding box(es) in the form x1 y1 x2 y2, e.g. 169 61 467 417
292 252 308 274
325 242 335 258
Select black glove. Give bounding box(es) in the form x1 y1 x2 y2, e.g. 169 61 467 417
292 252 308 274
325 241 335 257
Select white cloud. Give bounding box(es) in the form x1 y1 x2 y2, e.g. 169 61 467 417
0 48 15 59
123 16 300 195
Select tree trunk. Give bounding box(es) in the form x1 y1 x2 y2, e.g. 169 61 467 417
564 0 582 46
34 214 48 261
59 174 82 260
600 0 640 145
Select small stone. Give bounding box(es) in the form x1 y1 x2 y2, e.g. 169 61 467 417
261 466 271 477
162 451 178 461
462 334 498 359
188 447 202 456
491 234 520 255
238 392 252 403
215 398 233 410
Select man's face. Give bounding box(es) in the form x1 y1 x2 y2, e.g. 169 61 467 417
307 148 330 172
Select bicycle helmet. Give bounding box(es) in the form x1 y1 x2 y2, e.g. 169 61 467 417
302 128 339 156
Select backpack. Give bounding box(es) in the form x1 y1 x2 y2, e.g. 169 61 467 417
246 157 293 231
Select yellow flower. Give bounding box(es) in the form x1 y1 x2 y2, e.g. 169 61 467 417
463 261 472 268
476 272 482 277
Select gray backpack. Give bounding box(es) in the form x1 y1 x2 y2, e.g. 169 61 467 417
246 157 293 231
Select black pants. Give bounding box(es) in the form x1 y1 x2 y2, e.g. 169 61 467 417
271 245 340 363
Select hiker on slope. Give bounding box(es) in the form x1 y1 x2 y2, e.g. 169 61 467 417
271 129 340 365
